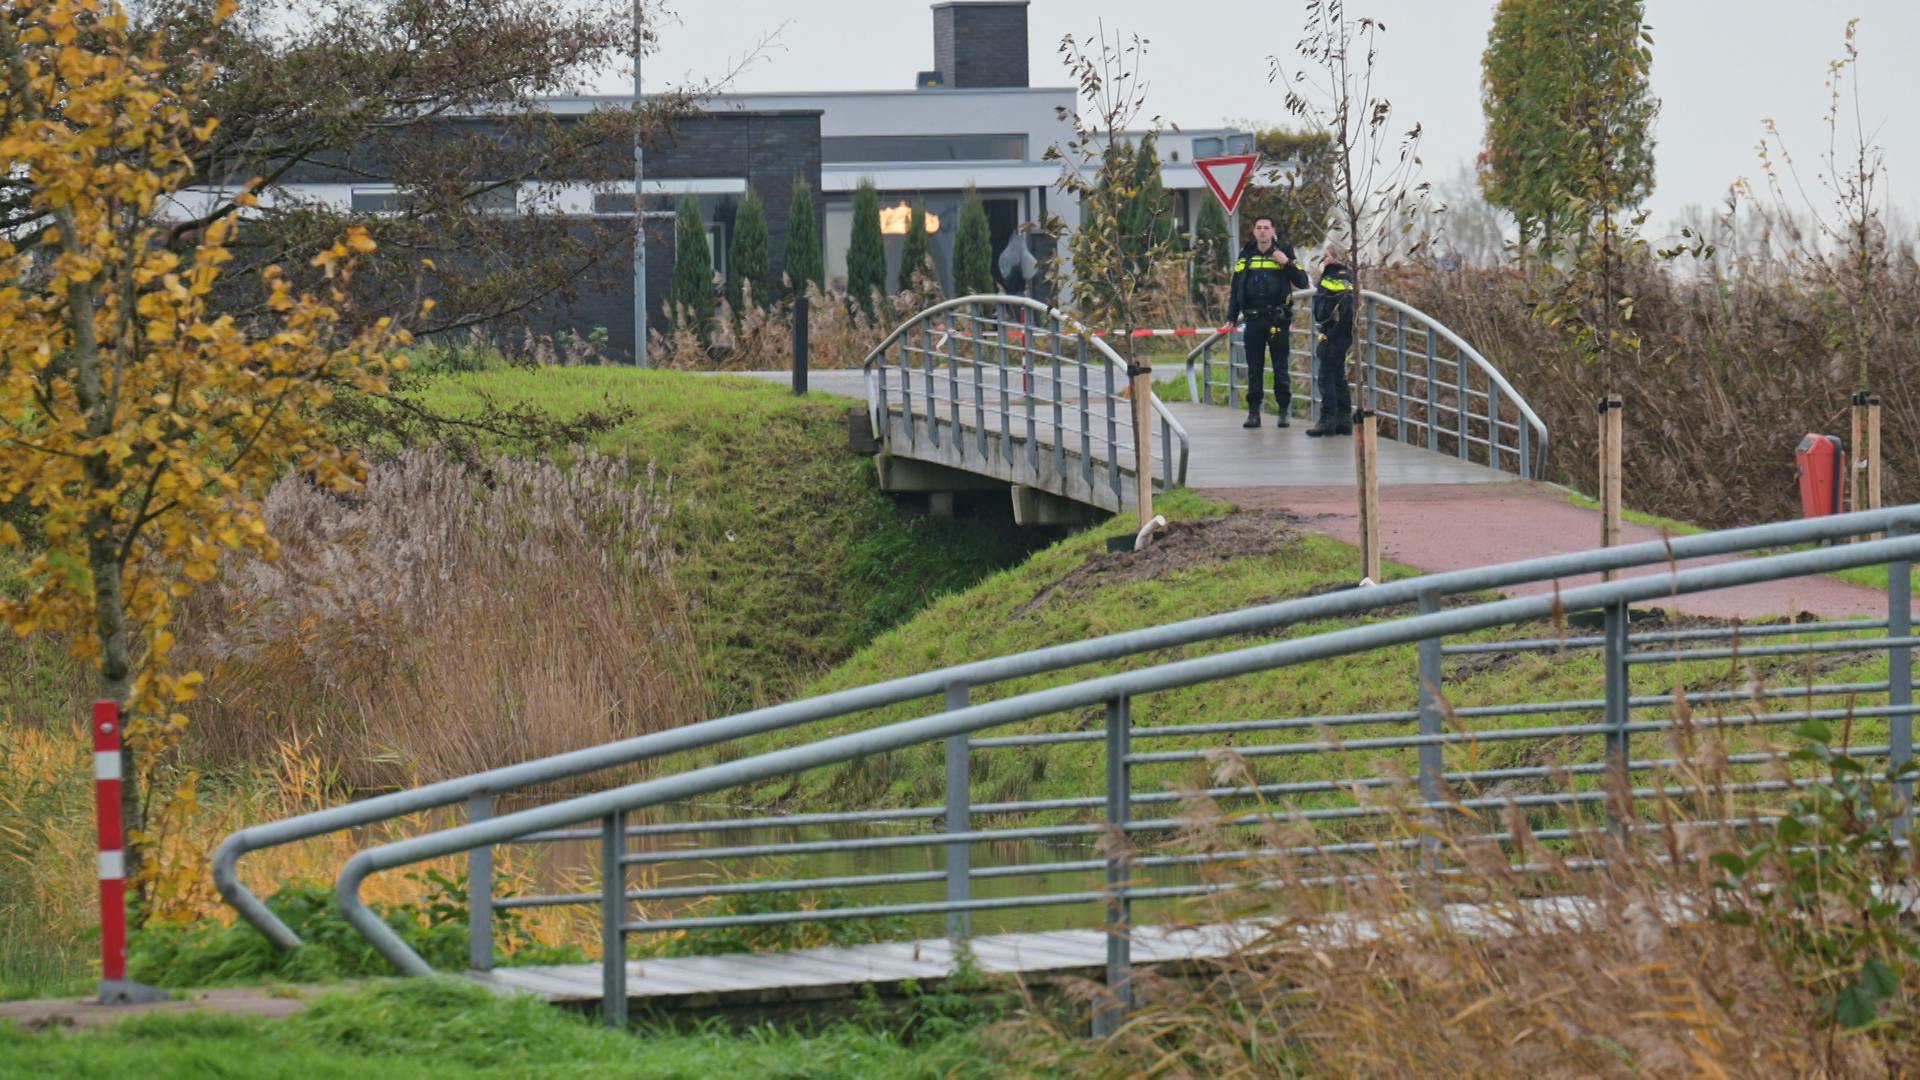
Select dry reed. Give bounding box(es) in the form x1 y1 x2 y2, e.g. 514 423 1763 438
174 448 706 793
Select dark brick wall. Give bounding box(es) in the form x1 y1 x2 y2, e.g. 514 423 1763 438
271 109 822 362
933 2 1030 89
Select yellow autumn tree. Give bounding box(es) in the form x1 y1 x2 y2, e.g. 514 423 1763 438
0 0 410 890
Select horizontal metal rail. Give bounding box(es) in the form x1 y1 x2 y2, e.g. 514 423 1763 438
332 530 1920 981
217 506 1920 951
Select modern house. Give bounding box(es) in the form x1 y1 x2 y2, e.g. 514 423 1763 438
245 1 1263 361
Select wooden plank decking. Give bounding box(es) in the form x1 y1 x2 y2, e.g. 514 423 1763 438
465 923 1261 1010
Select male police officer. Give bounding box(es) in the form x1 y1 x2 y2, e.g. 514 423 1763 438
1226 216 1310 428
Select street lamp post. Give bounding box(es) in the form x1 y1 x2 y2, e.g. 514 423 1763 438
632 2 648 367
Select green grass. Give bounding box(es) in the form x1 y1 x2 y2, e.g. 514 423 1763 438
0 979 1000 1079
407 367 1048 713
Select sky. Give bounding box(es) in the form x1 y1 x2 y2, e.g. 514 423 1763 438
609 0 1918 239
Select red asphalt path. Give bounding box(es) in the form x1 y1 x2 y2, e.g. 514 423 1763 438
1206 481 1893 621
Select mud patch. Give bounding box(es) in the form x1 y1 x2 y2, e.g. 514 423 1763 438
1012 511 1301 619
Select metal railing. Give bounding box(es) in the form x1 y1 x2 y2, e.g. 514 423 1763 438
268 508 1919 1032
862 295 1191 510
1184 289 1548 479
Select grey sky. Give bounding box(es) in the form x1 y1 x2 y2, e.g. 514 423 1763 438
607 1 1917 238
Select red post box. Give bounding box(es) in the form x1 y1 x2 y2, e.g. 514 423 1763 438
1795 433 1846 518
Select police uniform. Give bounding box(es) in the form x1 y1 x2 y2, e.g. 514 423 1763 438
1307 262 1357 437
1226 239 1311 427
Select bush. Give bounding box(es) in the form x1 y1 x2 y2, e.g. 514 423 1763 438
898 200 935 297
846 180 886 315
952 188 993 297
129 877 585 986
671 196 715 332
729 191 770 314
783 177 824 298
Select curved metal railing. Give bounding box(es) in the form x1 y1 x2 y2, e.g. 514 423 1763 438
1184 289 1549 479
861 294 1190 509
252 508 1917 1036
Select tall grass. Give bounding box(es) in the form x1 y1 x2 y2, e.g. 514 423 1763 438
176 448 706 792
1384 256 1920 529
1010 697 1920 1076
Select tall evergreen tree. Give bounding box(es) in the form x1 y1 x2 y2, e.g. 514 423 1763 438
1480 0 1657 255
1123 134 1178 271
952 186 993 296
783 177 823 297
670 196 714 332
1192 196 1232 315
898 200 935 295
846 179 887 313
727 192 769 312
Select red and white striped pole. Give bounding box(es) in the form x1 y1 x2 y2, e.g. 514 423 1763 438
93 701 166 1004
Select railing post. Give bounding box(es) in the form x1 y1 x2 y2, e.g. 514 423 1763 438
600 809 629 1028
1093 694 1133 1037
1363 296 1379 410
1456 355 1470 461
944 682 972 942
1891 523 1913 838
1228 330 1242 410
1084 336 1098 490
1394 309 1408 441
1200 341 1213 405
1488 382 1504 470
1424 330 1438 452
946 312 961 448
792 291 809 395
972 310 987 460
467 793 494 972
1051 318 1066 481
1603 599 1632 835
1417 591 1445 869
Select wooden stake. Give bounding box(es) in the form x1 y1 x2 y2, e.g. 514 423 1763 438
1868 393 1883 515
1355 409 1381 583
1851 391 1870 517
1130 363 1155 534
1599 395 1624 581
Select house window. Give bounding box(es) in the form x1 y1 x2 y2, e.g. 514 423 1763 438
822 134 1027 163
350 186 517 214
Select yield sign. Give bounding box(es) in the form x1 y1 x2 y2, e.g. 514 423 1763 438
1194 154 1260 215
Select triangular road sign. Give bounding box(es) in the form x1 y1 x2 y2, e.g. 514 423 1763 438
1194 154 1260 216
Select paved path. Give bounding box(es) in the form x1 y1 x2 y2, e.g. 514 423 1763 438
716 370 1890 620
1214 481 1891 620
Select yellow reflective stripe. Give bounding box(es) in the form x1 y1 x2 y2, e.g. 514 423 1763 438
1320 279 1352 292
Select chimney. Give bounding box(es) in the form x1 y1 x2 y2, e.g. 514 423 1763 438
931 2 1029 89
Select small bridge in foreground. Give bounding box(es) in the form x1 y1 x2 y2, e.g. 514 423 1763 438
216 507 1916 1032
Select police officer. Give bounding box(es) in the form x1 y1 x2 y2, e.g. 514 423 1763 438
1306 246 1357 438
1226 215 1310 428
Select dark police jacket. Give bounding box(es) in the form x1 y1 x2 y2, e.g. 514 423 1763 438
1312 263 1357 348
1227 240 1310 323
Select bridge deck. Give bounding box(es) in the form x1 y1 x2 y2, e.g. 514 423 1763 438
465 923 1252 1010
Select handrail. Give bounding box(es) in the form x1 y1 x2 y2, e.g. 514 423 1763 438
213 503 1920 948
860 293 1192 491
333 525 1920 975
1181 288 1549 478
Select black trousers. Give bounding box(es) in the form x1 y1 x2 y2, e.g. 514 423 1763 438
1242 311 1291 414
1315 331 1353 427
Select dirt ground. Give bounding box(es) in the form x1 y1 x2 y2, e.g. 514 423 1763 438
0 984 324 1031
1013 511 1300 617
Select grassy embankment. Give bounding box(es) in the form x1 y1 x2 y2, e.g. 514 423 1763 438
0 367 1040 1000
729 489 1890 821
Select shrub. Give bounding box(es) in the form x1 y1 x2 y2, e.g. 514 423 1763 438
953 188 993 297
729 191 770 314
671 196 715 332
783 177 824 298
847 180 887 315
898 200 936 297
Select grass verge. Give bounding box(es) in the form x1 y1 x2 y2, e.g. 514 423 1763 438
0 978 1000 1079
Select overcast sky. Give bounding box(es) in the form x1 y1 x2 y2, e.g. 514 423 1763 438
609 1 1917 239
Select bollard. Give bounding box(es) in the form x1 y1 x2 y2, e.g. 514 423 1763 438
792 292 809 395
94 702 167 1005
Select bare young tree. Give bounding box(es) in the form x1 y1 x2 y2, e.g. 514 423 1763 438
1751 17 1893 392
1044 23 1185 344
1270 0 1430 290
